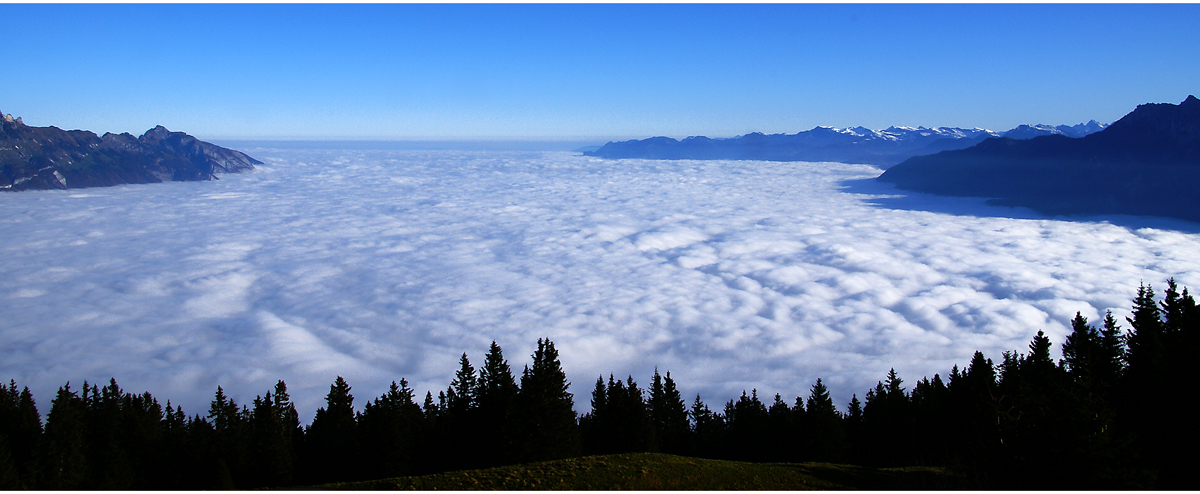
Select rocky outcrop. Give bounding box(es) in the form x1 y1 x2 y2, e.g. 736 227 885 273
1 112 260 191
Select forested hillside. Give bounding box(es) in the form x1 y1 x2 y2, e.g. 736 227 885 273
2 281 1197 489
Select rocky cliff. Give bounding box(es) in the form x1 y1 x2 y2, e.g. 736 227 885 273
1 112 260 191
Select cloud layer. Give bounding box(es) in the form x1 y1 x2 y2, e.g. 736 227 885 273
3 149 1199 417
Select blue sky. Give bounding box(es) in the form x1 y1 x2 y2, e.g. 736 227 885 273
3 3 1198 141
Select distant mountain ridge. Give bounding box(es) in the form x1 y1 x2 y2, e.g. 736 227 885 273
877 96 1200 222
1002 120 1107 140
584 121 1106 166
1 111 260 191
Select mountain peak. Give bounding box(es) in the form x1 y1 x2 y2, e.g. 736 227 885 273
2 117 258 191
2 112 23 126
1101 95 1200 143
142 125 173 140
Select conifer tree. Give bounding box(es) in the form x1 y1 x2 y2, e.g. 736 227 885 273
647 369 689 454
359 379 425 478
438 353 483 470
158 402 196 489
582 375 652 455
1059 333 1130 490
207 388 245 444
1024 330 1057 383
302 377 358 484
765 393 796 461
789 394 809 458
724 390 770 461
203 385 248 488
806 379 836 417
960 352 999 459
118 389 167 488
1062 312 1100 381
82 379 137 489
1098 311 1126 388
0 435 18 490
422 391 438 419
0 380 41 489
448 353 478 415
1121 283 1169 485
845 394 862 423
910 375 951 465
1007 332 1071 488
842 393 864 463
579 377 608 454
182 409 232 490
805 378 848 462
36 383 89 489
966 352 996 390
1147 279 1200 488
689 395 724 458
614 376 655 453
1159 278 1188 335
514 338 579 462
274 380 304 456
862 370 912 466
476 341 519 466
590 376 607 413
247 381 299 487
1125 283 1165 384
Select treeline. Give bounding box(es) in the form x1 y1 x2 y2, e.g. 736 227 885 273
2 281 1198 489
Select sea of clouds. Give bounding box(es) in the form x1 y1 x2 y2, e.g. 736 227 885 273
4 148 1200 418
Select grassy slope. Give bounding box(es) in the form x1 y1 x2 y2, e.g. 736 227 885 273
307 453 971 490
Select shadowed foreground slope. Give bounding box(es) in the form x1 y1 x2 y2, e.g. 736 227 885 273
309 453 969 490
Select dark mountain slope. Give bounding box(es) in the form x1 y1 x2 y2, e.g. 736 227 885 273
585 127 999 166
877 96 1200 222
1 112 259 191
584 120 1107 167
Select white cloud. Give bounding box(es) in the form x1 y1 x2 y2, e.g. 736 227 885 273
2 149 1199 418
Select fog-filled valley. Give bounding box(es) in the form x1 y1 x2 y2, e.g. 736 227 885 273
3 148 1199 417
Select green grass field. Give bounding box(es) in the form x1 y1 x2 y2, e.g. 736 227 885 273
308 453 973 490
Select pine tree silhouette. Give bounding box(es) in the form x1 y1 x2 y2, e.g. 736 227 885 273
302 377 358 485
725 390 770 461
36 383 88 489
805 378 848 462
910 374 950 465
689 394 724 458
437 353 483 470
514 338 579 463
647 369 690 454
247 381 299 487
476 341 519 466
359 379 426 477
8 286 1199 489
0 380 40 489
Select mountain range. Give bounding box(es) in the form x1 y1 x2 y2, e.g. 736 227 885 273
1 112 259 191
584 121 1108 167
878 96 1200 222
